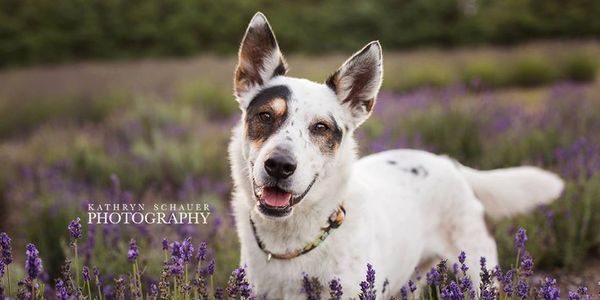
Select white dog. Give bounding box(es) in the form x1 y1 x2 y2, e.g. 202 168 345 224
228 12 564 299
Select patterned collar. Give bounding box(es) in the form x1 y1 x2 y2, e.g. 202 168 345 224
249 205 346 262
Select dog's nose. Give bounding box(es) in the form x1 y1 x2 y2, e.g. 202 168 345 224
264 153 297 179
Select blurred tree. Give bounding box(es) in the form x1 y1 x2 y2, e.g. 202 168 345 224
0 0 599 67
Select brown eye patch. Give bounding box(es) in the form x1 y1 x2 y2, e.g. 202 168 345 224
245 85 291 146
309 114 343 155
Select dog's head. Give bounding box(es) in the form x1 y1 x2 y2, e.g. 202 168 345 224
234 13 383 218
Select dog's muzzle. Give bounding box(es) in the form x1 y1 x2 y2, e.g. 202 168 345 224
252 175 318 217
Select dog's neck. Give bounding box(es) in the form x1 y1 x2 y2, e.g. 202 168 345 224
248 170 351 254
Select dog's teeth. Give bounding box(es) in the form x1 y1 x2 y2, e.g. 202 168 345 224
255 187 262 197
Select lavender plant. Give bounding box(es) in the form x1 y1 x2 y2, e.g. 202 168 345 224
0 223 598 299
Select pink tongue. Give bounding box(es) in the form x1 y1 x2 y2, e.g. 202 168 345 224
262 187 292 207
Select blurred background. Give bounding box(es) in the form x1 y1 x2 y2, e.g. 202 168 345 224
0 0 598 296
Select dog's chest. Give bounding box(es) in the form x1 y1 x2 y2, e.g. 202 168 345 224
245 233 368 299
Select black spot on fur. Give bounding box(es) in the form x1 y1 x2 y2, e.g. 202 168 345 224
387 160 397 165
405 166 428 177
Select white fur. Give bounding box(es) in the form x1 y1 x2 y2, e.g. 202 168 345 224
457 165 564 220
228 14 564 299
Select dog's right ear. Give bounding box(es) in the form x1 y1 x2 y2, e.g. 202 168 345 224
234 12 288 105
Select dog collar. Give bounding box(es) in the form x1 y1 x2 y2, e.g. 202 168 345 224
249 205 346 262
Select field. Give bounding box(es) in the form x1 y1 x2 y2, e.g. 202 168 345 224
0 40 599 299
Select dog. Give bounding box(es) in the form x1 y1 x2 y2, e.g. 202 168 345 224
228 12 564 299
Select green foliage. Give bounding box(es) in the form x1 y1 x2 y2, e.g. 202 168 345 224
403 108 482 162
509 57 560 87
461 60 510 88
0 91 128 139
390 67 454 92
2 0 600 67
561 54 598 82
177 81 238 119
479 129 565 169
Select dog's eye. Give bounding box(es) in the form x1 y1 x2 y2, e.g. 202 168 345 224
258 112 272 122
312 122 330 133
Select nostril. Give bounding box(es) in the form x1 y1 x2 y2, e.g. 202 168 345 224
282 163 297 175
265 158 277 172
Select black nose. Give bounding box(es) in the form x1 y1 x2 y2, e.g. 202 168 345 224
264 153 297 179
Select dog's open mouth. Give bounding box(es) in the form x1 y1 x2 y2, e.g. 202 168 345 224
253 175 317 217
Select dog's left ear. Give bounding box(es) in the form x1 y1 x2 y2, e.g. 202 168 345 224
234 12 288 103
326 41 383 127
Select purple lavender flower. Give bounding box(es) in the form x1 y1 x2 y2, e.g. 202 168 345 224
516 279 528 299
171 241 183 259
128 239 139 262
198 241 208 261
441 281 463 300
574 287 592 300
539 277 560 300
359 263 376 300
515 228 528 254
162 238 169 251
580 287 591 300
214 287 225 300
459 276 476 299
200 259 216 277
408 280 417 293
55 279 69 300
182 237 194 262
0 232 12 265
426 267 441 286
479 256 492 286
169 258 184 276
359 281 372 300
328 278 343 300
520 253 534 276
150 283 158 297
458 251 469 275
400 285 408 300
82 265 90 281
452 263 459 275
93 266 101 284
68 217 82 239
481 289 496 300
226 267 252 298
25 243 43 280
493 265 502 279
301 273 322 300
502 270 514 296
0 260 5 278
569 290 581 300
458 251 466 264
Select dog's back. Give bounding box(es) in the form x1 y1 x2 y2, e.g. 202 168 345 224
351 149 563 290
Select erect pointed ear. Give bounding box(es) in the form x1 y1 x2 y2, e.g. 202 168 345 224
325 41 383 127
234 12 288 103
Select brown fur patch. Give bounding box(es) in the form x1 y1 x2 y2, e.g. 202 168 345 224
245 85 291 147
309 115 343 155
